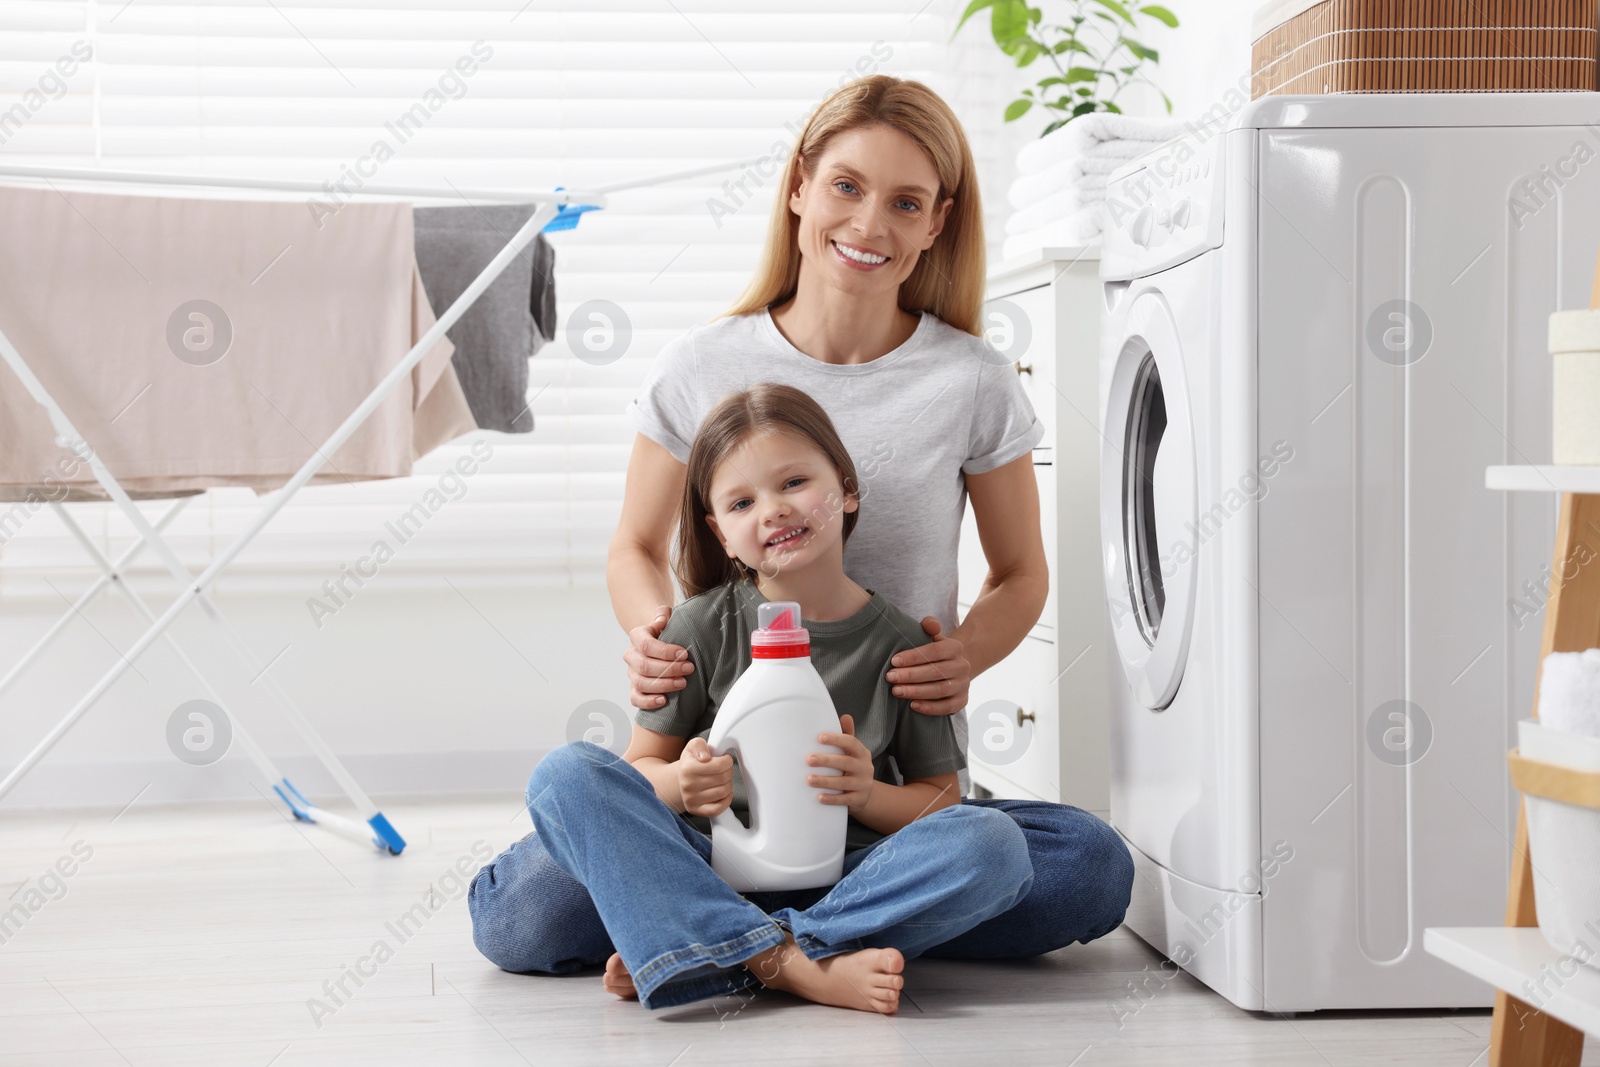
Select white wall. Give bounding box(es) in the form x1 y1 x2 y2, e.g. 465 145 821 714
1145 0 1263 123
0 579 629 807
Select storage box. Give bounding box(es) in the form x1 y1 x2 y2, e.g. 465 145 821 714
1251 0 1599 97
1550 309 1600 465
1509 720 1600 968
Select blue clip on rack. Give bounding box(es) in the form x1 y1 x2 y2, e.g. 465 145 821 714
542 185 600 232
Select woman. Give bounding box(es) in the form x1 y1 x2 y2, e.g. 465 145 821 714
469 74 1132 979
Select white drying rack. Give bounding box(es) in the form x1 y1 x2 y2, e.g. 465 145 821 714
0 155 765 854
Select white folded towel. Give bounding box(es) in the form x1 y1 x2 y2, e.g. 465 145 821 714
1017 113 1188 175
1008 154 1131 211
1001 207 1105 261
1539 649 1600 739
1006 184 1108 235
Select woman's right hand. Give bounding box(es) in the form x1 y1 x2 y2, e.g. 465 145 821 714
624 604 694 710
677 737 734 817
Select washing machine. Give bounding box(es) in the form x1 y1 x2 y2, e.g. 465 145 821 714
1098 92 1600 1011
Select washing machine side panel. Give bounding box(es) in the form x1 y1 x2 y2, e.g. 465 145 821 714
1256 123 1584 1009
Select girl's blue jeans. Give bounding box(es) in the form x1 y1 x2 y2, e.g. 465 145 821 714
468 741 1135 1009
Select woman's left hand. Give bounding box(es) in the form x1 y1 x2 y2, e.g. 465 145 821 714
886 617 971 716
810 714 875 814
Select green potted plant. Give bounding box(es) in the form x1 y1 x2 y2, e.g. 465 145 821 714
953 0 1180 135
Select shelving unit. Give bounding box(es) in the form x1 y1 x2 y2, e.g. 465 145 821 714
967 245 1107 811
1423 464 1600 1065
1427 927 1600 1038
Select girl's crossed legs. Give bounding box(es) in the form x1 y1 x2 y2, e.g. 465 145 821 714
483 741 1033 1011
469 755 1135 989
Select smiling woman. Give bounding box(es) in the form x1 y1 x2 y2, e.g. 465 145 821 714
469 73 1132 990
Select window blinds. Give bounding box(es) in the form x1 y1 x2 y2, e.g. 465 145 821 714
0 0 1021 592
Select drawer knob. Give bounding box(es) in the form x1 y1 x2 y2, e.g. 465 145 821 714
1014 361 1034 377
1016 707 1036 727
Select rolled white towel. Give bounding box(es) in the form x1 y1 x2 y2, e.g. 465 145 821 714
1539 649 1600 739
1006 184 1108 235
1009 155 1130 210
1001 207 1105 260
1018 113 1188 175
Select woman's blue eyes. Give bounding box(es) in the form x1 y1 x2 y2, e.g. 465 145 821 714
730 478 805 511
833 179 919 212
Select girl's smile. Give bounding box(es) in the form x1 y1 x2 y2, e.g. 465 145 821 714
764 523 812 549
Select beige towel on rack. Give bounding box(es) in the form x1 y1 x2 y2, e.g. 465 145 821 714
0 185 477 498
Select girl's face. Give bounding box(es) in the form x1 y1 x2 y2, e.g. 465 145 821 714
789 123 955 296
703 428 858 577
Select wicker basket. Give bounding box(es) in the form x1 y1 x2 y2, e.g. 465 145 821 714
1251 0 1599 97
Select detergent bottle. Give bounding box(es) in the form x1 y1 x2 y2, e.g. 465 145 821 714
706 600 848 891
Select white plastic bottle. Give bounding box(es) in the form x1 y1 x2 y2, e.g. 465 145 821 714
706 600 848 891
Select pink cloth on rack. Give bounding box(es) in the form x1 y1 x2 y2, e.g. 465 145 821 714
0 185 478 497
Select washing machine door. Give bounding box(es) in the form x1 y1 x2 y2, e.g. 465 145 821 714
1100 291 1197 710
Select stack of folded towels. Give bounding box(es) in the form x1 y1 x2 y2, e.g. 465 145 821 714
1540 648 1600 740
1002 112 1187 260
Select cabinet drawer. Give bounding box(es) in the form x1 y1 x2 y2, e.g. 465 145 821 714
966 633 1059 802
982 284 1056 456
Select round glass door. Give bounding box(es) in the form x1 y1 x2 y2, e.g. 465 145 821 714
1100 293 1197 710
1124 353 1168 645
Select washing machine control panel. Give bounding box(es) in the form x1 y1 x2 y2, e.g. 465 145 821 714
1128 194 1196 247
1101 130 1225 280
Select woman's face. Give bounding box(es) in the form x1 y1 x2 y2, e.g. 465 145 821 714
789 123 955 296
703 428 858 578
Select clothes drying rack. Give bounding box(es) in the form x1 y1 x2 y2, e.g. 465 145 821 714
0 155 765 854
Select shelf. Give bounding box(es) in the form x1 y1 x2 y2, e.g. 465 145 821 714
1486 465 1600 494
1425 927 1600 1036
986 244 1101 292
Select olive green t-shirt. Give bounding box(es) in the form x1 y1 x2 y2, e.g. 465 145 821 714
634 580 966 852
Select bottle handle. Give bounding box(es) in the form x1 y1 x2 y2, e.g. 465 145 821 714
710 807 746 838
707 739 748 840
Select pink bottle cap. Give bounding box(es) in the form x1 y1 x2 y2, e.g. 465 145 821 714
752 601 809 658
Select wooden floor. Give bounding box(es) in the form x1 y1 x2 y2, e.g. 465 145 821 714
3 795 1595 1067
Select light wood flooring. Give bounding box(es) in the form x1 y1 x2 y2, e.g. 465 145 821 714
2 795 1595 1066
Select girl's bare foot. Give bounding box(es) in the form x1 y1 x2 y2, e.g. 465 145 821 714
603 952 638 1000
744 934 904 1014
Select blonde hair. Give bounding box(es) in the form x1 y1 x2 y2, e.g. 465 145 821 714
674 383 860 600
718 75 986 336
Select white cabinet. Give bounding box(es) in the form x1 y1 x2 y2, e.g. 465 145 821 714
960 247 1108 813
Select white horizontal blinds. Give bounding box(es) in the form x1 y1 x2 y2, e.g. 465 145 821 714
0 0 1012 587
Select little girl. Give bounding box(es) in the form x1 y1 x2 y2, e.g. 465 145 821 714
506 382 1032 1014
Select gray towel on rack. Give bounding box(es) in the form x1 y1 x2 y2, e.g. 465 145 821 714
413 205 558 434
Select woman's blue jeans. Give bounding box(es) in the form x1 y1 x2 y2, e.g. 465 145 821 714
469 742 1135 1009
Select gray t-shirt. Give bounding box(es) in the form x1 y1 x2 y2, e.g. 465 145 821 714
625 307 1045 785
634 580 967 852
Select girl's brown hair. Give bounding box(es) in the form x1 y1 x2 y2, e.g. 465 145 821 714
717 74 986 336
674 383 860 599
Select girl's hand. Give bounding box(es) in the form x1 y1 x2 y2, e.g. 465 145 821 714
677 737 735 817
809 714 875 814
886 617 971 716
623 604 694 711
